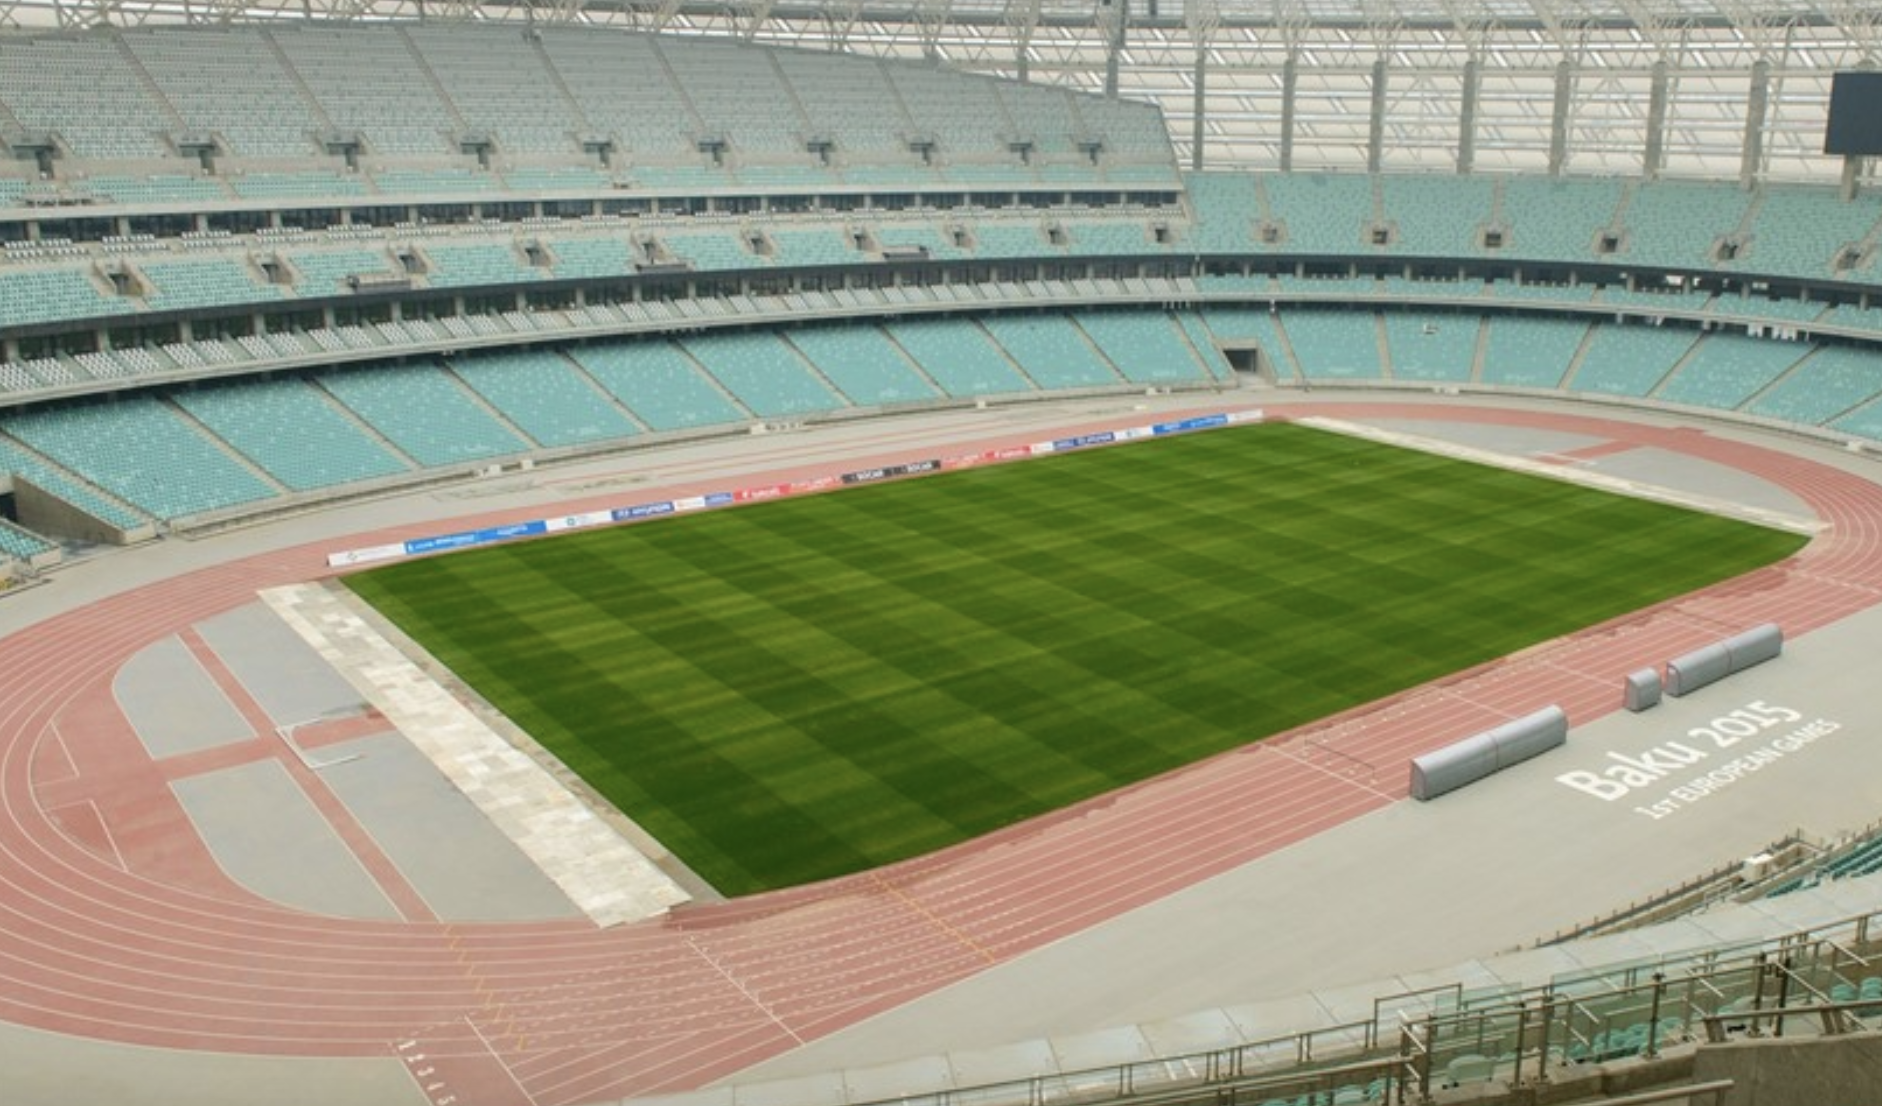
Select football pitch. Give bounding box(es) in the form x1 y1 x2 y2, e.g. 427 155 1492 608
343 423 1807 896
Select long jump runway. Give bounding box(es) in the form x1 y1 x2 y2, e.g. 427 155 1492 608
2 401 1880 1106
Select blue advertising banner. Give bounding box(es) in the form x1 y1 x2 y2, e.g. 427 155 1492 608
1049 431 1117 452
1152 414 1231 436
403 520 546 556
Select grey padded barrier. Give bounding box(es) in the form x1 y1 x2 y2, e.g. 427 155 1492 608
1625 667 1663 712
1666 623 1782 697
1409 705 1568 801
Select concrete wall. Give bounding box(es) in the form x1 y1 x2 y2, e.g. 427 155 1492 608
13 477 151 545
1695 1030 1882 1106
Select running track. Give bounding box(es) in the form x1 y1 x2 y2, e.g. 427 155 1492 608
3 402 1881 1106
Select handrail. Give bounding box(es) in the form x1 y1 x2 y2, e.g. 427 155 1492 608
1594 1080 1736 1106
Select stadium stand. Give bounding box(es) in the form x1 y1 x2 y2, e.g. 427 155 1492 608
449 350 643 448
883 320 1037 398
0 34 176 159
978 315 1126 390
1620 180 1753 270
1747 345 1882 426
1382 313 1481 382
1199 307 1300 380
1280 309 1386 379
3 397 277 520
316 363 531 466
140 259 286 311
1379 175 1495 256
1654 333 1813 411
0 270 134 328
784 327 941 406
1265 173 1375 253
1072 311 1215 385
1567 323 1703 397
123 29 325 158
1497 177 1623 261
1478 316 1592 389
680 332 849 418
568 343 751 431
173 378 412 492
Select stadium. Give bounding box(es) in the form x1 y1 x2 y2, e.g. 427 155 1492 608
4 0 1882 1104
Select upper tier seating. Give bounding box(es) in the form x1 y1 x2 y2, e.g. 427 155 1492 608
124 29 325 158
0 35 176 159
1267 174 1375 254
1183 173 1262 255
568 343 751 431
270 24 460 155
141 259 286 312
3 396 276 519
785 328 941 406
1497 177 1623 261
1620 181 1753 271
1380 175 1495 257
449 350 643 448
173 378 411 492
535 29 695 157
317 363 529 466
403 25 578 156
1734 187 1882 282
289 249 400 295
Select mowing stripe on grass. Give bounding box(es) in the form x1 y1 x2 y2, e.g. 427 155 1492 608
345 422 1806 895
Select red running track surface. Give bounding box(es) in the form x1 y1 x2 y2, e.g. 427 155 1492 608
3 404 1881 1106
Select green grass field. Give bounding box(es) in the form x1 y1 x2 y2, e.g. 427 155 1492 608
344 423 1807 896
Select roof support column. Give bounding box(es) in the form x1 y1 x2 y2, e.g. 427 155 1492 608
1643 59 1670 179
1458 53 1480 174
1368 56 1389 173
1740 58 1770 188
1192 46 1209 172
1103 0 1128 99
1280 50 1299 172
1548 58 1573 176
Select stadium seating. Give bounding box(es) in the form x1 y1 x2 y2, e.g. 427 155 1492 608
680 332 848 418
1200 307 1299 380
547 237 637 281
372 169 497 195
0 519 55 563
422 243 539 288
768 48 910 165
785 328 941 406
884 320 1037 397
1280 309 1385 379
141 259 287 311
3 397 277 520
1072 311 1215 385
85 175 230 206
1479 316 1591 388
123 29 324 158
1620 180 1752 270
173 378 411 492
1735 186 1882 281
1497 177 1623 261
978 315 1125 390
662 233 757 272
1177 315 1237 381
1382 313 1480 382
403 26 576 156
231 171 368 201
1746 345 1882 426
0 435 146 530
1379 175 1495 256
317 363 530 466
501 166 610 193
0 270 134 328
1265 173 1375 253
1568 323 1702 397
289 249 399 295
1183 172 1263 254
768 231 856 268
1654 333 1812 411
269 23 460 155
665 37 807 155
449 350 643 448
0 35 176 159
568 343 749 431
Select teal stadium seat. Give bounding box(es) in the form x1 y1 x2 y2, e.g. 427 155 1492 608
979 315 1125 389
884 320 1036 397
450 350 643 448
174 378 411 492
785 327 942 405
318 363 529 466
681 332 848 418
569 342 751 431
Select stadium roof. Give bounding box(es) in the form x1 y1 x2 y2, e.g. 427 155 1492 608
2 0 1876 182
3 0 1879 36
